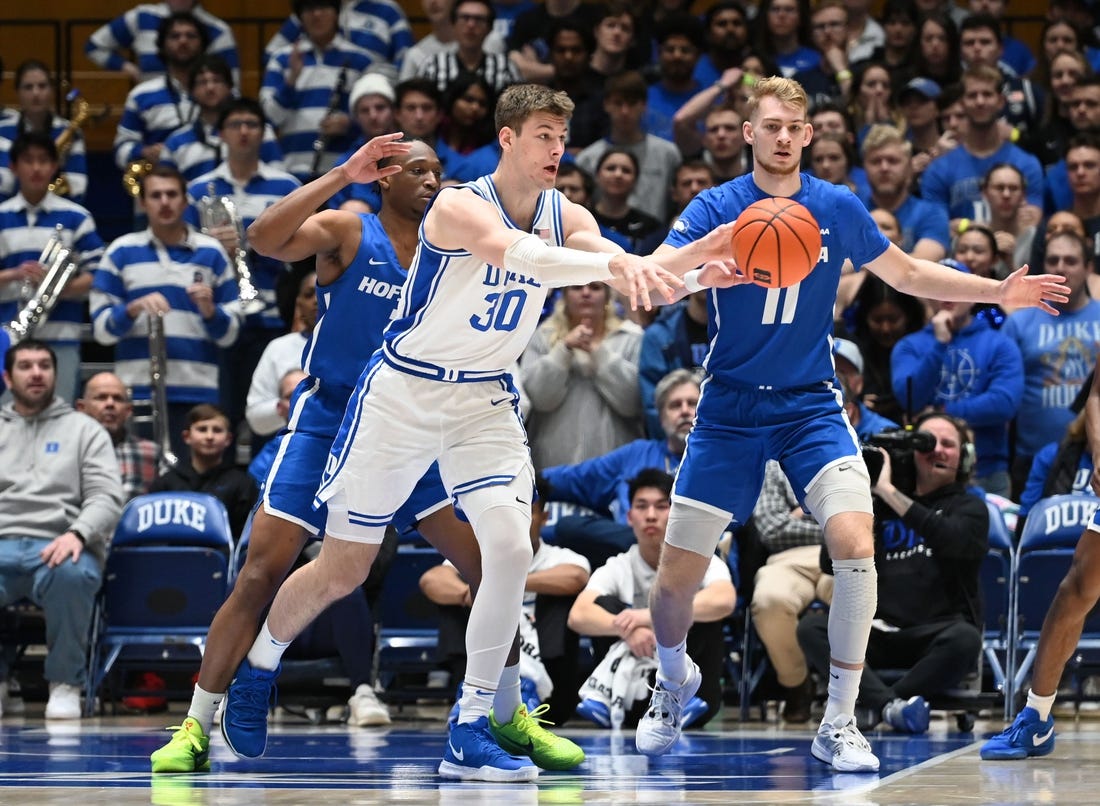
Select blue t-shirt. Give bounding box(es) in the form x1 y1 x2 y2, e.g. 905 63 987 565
922 143 1044 219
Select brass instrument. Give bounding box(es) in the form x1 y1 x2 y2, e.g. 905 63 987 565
309 61 349 181
5 224 77 343
48 89 91 197
148 311 179 472
197 182 265 316
123 159 153 198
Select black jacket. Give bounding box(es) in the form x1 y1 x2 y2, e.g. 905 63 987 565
150 458 257 538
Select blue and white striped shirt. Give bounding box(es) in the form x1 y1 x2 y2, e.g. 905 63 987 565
0 193 104 344
264 0 413 78
160 118 285 184
90 226 240 402
85 1 240 85
260 36 373 182
114 75 196 170
184 163 302 331
0 111 89 205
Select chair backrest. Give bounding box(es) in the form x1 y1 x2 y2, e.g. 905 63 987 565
540 500 597 544
1018 494 1099 552
378 544 443 634
982 500 1014 635
112 492 234 551
103 492 233 631
1016 494 1100 636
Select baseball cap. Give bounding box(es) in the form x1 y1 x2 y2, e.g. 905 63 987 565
899 77 941 103
348 73 395 115
833 338 864 375
940 257 972 274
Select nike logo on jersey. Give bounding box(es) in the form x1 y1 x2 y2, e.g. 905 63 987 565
490 396 512 406
368 257 387 265
1033 726 1054 746
515 497 530 506
449 740 464 761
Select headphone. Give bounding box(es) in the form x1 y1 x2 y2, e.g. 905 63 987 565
913 411 976 482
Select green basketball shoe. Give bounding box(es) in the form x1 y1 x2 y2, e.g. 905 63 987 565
489 703 585 770
150 717 210 773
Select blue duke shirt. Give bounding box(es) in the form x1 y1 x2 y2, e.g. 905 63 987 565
664 174 890 389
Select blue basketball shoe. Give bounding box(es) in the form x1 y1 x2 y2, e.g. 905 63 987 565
438 715 539 782
221 659 280 759
980 707 1055 760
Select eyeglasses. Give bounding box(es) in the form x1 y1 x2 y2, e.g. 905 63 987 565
455 13 491 24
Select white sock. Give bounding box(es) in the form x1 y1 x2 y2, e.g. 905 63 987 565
822 664 863 724
656 639 689 686
247 621 290 671
186 685 224 731
458 680 495 724
493 663 521 720
1027 689 1057 721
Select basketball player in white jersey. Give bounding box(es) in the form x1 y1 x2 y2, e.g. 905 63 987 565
223 86 739 782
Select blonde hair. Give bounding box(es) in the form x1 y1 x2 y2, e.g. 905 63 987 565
494 84 575 134
861 123 912 159
746 76 809 121
544 286 622 346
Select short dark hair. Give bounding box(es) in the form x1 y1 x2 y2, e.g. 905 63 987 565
655 12 706 51
395 77 443 109
188 54 234 93
186 403 230 427
156 11 210 60
628 468 675 503
450 0 495 26
548 18 596 56
293 0 340 16
604 70 648 105
215 96 267 132
140 164 188 198
10 131 58 165
14 59 50 90
959 12 1003 42
5 339 57 374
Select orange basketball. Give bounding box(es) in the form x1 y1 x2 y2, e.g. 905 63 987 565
731 198 822 288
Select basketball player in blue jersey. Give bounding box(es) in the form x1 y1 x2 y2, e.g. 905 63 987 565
633 76 1072 774
149 136 509 773
222 85 740 783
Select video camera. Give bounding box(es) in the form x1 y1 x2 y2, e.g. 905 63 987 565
861 428 936 494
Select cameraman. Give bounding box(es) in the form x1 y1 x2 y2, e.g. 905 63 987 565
797 413 988 733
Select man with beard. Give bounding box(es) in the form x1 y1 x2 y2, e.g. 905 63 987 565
542 369 702 570
860 124 949 262
0 340 123 719
921 63 1044 221
113 11 207 178
645 14 706 145
635 75 1070 773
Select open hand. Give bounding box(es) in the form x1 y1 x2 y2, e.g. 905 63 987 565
608 253 683 310
339 132 412 185
1000 265 1071 314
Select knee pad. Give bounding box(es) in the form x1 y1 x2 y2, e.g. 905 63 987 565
665 500 731 558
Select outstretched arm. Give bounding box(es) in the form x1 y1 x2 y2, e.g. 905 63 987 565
866 242 1070 314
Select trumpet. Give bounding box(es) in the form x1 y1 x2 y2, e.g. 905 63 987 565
148 311 179 473
48 89 91 197
123 159 153 198
197 182 265 316
5 224 77 343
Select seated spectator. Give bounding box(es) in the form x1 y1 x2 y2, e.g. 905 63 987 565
149 403 257 538
420 475 591 725
749 459 832 724
891 264 1024 496
832 339 901 439
76 372 161 502
522 278 644 469
1017 409 1096 537
568 469 736 728
435 73 500 184
590 148 666 256
329 74 397 213
797 413 987 734
248 369 310 488
962 163 1038 278
0 340 123 719
638 295 708 437
541 368 701 570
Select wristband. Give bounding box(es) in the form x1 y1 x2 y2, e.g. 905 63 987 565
683 269 705 293
713 80 728 92
835 69 853 82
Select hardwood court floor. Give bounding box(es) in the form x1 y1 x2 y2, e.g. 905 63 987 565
0 704 1095 804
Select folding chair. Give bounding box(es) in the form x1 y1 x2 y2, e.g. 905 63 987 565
982 499 1015 719
85 492 233 714
371 541 443 703
1009 493 1100 716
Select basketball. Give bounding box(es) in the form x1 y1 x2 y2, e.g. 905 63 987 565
731 198 822 288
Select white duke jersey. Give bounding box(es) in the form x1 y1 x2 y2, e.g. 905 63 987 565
665 173 890 390
382 176 566 381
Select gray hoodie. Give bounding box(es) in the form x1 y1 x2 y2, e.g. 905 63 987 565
0 396 123 569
